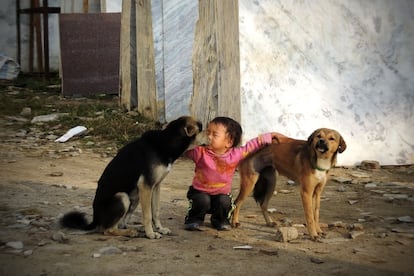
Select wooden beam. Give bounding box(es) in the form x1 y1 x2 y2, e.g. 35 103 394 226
119 0 137 110
135 0 157 120
191 0 241 125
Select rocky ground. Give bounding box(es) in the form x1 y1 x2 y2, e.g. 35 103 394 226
0 86 413 275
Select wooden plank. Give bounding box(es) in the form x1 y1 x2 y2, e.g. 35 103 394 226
216 0 240 122
59 13 121 96
119 0 136 110
191 0 240 125
135 0 157 120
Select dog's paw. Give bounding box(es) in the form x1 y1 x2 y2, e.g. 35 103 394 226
157 227 171 235
266 221 277 227
309 234 323 242
231 222 240 228
146 231 163 239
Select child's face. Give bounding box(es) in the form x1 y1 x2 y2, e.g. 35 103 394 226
206 122 233 154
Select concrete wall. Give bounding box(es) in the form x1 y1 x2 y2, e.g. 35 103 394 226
238 0 414 165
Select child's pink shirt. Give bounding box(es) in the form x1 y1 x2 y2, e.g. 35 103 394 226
185 133 272 195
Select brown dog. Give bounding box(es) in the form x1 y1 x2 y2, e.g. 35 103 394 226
231 128 346 241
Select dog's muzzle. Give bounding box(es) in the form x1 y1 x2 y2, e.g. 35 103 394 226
316 139 329 153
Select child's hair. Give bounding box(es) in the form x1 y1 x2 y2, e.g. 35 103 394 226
210 116 242 147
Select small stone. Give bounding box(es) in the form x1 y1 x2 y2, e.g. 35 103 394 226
364 183 377 188
275 227 298 242
6 241 23 250
349 231 364 239
383 194 408 200
397 216 413 223
349 223 364 231
337 185 346 192
360 160 380 170
23 249 33 256
330 221 346 228
99 246 122 255
375 233 387 238
20 107 32 116
52 231 69 243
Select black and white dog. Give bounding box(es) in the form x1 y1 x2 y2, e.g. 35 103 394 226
60 116 202 239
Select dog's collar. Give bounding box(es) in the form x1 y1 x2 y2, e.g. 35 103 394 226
312 160 330 172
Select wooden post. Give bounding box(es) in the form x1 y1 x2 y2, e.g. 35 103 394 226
191 0 240 125
135 0 157 120
120 0 157 121
119 0 137 110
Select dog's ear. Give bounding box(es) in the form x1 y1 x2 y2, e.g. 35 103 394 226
184 125 198 137
307 129 319 145
338 135 347 153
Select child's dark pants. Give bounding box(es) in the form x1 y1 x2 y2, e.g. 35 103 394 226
185 186 232 229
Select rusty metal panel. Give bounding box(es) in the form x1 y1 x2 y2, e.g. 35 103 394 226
59 13 121 96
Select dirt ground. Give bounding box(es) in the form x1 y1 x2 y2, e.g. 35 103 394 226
0 117 414 275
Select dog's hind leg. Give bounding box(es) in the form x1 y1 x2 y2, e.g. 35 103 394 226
119 187 139 229
253 167 277 226
102 192 138 237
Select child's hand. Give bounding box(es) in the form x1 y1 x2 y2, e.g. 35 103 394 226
271 132 289 144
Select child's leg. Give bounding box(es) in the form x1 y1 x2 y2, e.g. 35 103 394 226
210 194 232 229
185 187 211 225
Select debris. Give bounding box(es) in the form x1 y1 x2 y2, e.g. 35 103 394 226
233 245 253 250
55 126 87 142
267 208 277 213
310 257 324 264
348 200 358 205
259 249 279 256
275 227 298 242
31 113 68 124
360 160 380 170
0 54 20 80
49 172 64 177
349 231 365 239
287 180 296 185
333 177 353 184
98 246 122 255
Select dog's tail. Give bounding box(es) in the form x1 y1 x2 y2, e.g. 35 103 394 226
253 166 276 205
59 211 96 231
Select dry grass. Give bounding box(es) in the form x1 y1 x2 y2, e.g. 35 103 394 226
0 74 161 151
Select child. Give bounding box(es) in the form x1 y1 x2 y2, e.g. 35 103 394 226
184 116 282 231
